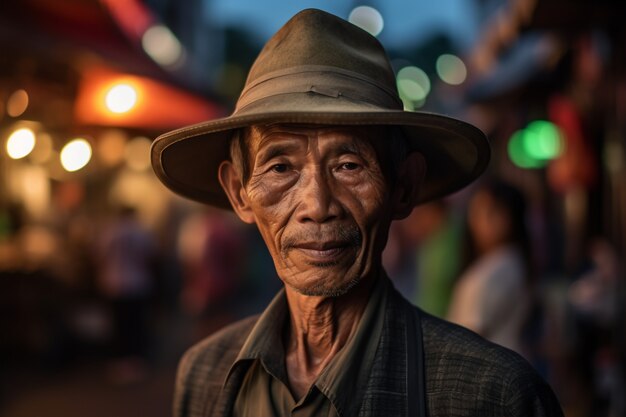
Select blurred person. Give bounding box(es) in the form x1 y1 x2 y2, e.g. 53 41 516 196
95 205 157 382
383 201 463 318
177 209 245 320
567 238 622 416
407 201 463 317
151 9 563 417
447 181 533 357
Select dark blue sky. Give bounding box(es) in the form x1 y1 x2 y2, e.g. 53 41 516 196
204 0 481 52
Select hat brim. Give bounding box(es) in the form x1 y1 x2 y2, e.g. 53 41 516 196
151 105 489 210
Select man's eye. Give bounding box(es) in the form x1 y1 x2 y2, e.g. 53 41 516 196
271 164 289 173
340 162 360 170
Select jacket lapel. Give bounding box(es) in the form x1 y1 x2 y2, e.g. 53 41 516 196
357 286 425 417
206 360 252 417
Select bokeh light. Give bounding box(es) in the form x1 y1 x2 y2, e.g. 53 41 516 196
436 54 467 85
60 138 92 172
508 120 564 169
508 130 542 169
142 24 185 67
6 127 36 159
124 136 152 171
397 66 430 110
105 84 137 114
348 6 384 37
97 129 128 167
11 164 50 219
523 120 564 160
7 89 29 117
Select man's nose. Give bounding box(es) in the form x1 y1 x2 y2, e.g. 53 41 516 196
295 169 341 223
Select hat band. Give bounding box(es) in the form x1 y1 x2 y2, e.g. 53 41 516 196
235 65 403 112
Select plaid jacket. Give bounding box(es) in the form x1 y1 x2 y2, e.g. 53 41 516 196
173 284 563 417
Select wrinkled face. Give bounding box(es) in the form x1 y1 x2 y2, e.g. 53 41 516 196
233 125 397 297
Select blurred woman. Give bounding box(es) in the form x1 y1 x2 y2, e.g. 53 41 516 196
447 181 533 357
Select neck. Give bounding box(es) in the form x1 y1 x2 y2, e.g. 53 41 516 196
283 271 379 398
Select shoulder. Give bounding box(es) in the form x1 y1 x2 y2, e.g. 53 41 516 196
173 316 258 417
421 308 521 365
178 315 258 377
420 312 563 416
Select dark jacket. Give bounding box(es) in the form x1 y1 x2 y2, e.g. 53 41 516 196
173 284 563 417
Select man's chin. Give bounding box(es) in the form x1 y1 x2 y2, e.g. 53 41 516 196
286 274 363 297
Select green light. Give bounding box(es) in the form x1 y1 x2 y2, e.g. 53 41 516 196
397 78 426 101
397 66 430 96
436 54 467 85
523 120 564 160
397 66 430 110
508 130 546 169
508 121 565 169
399 91 414 111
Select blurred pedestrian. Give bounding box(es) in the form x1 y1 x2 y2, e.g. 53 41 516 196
178 209 245 317
384 201 463 318
447 181 533 357
95 205 157 382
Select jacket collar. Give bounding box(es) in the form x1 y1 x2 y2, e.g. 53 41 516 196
212 278 425 417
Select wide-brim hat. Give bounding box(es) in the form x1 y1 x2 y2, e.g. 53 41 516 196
151 8 490 210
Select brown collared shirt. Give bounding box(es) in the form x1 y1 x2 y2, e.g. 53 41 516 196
230 277 387 417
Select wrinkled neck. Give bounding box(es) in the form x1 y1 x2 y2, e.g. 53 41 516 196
282 271 378 396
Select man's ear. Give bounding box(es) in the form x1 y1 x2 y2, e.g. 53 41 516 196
218 161 255 224
391 152 426 220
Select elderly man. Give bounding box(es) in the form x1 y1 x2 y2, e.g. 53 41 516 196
152 8 563 417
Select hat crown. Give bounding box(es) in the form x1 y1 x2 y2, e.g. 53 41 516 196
244 9 397 93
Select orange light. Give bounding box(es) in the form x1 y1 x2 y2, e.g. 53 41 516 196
74 67 223 129
7 89 29 117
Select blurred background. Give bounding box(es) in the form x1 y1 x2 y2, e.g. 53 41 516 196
0 0 624 416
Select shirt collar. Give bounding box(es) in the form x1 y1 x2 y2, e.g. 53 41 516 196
224 275 390 416
224 286 290 385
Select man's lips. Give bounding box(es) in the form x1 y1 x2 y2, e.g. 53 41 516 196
293 241 347 250
281 226 362 264
290 241 355 261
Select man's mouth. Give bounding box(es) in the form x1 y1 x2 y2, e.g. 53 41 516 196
282 226 362 265
291 241 355 263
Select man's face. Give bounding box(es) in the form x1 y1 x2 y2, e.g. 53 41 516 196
236 125 396 297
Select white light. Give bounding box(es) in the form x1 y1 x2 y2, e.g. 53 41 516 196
60 139 92 172
349 6 384 37
142 25 184 67
105 84 137 114
436 54 467 85
6 128 36 159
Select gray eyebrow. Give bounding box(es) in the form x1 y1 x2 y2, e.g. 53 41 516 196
256 142 301 165
337 142 359 154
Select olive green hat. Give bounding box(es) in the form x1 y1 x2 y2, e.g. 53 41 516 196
151 8 489 209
